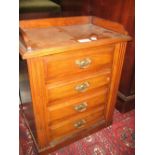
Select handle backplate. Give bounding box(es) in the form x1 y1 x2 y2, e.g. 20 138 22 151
74 102 87 112
75 58 92 69
74 119 86 128
75 82 90 92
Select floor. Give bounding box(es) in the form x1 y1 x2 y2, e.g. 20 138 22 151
19 109 135 155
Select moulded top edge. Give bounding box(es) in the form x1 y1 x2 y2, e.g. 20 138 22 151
19 16 132 59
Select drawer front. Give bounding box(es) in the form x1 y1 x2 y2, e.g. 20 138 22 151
47 72 110 103
47 89 107 123
43 45 114 81
49 107 105 140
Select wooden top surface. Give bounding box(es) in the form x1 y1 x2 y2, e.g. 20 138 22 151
19 16 131 59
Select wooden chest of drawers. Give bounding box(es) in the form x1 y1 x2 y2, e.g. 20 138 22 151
19 16 131 154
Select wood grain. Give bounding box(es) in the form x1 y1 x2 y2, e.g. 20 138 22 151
92 16 128 34
19 16 131 59
46 72 111 103
20 16 91 29
47 89 107 123
49 106 105 140
43 45 114 81
27 58 50 148
19 16 131 153
105 42 127 124
90 0 135 112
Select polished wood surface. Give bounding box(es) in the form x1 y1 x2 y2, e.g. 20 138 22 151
43 45 114 81
19 16 131 59
92 16 128 35
47 89 107 122
20 16 91 28
105 42 127 123
49 107 104 141
19 0 135 112
19 16 131 153
60 0 91 16
27 58 50 148
47 72 110 102
90 0 135 112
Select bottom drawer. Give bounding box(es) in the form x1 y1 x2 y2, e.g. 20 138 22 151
49 107 105 140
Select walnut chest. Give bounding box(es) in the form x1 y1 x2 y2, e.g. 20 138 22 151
19 16 131 154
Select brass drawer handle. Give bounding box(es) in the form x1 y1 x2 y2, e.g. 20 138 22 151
75 58 92 69
74 102 87 112
74 119 86 128
75 82 90 92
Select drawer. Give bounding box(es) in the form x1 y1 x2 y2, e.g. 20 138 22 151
47 72 110 102
49 107 105 140
47 89 107 123
43 45 114 81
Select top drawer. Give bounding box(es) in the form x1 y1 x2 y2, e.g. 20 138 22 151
43 45 115 81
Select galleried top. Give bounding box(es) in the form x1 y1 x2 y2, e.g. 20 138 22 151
19 16 131 59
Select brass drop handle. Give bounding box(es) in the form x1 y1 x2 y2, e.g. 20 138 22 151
74 102 87 112
75 58 92 69
74 119 86 128
75 82 90 92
